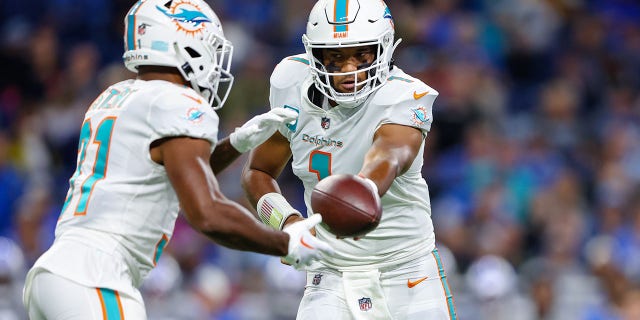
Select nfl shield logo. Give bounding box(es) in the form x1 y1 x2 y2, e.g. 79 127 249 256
321 117 330 129
358 297 372 311
138 23 147 35
312 274 323 285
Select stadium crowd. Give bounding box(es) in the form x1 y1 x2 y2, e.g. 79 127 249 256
1 0 640 319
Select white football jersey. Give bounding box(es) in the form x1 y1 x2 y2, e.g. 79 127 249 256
271 54 438 270
33 79 219 289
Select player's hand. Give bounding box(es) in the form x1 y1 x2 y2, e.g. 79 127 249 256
229 108 297 153
283 215 315 236
281 215 314 266
282 215 333 270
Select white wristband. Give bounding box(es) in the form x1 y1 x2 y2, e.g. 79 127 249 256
257 193 302 230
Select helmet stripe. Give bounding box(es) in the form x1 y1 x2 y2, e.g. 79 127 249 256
333 0 349 33
126 1 145 50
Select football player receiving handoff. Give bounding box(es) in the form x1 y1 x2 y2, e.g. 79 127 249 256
22 0 332 319
242 0 457 319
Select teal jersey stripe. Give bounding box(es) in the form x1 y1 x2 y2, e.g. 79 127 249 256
288 57 309 65
433 249 457 319
98 289 123 319
388 76 413 83
153 235 169 266
334 0 348 33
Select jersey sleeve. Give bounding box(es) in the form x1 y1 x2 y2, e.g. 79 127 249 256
149 90 219 152
380 90 437 134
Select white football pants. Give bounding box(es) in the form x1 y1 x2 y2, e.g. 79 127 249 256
23 270 147 320
297 248 457 320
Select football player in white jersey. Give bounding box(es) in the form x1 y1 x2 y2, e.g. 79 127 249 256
22 1 332 319
242 0 457 319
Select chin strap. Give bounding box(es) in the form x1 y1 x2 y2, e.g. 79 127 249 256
388 38 401 71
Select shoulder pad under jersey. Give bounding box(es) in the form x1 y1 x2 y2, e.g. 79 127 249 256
371 67 438 107
372 67 439 133
270 54 312 90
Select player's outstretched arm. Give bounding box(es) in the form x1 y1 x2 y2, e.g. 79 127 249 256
358 124 424 196
241 131 309 230
151 136 330 266
210 108 297 174
209 136 241 174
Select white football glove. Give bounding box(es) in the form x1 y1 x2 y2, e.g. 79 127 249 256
282 214 333 270
229 108 297 153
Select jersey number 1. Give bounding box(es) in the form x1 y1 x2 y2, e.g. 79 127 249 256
309 150 332 180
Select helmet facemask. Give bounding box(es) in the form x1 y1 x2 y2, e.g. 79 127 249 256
304 32 398 108
174 31 234 110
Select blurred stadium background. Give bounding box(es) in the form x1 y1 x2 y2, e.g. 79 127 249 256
1 0 640 319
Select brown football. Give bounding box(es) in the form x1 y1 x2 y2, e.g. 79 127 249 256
311 174 382 237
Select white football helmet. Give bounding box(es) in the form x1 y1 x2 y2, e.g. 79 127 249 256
302 0 400 107
123 0 233 109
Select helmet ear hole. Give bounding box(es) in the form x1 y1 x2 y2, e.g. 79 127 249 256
185 47 201 58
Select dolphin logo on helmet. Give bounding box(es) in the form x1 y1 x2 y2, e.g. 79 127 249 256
156 5 211 26
155 1 212 37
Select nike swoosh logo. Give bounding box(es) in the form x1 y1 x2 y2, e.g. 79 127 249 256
413 91 428 100
182 93 203 104
407 276 428 288
300 237 314 249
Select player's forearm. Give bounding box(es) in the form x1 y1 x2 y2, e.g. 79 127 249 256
361 125 423 196
210 137 242 174
197 199 289 256
241 167 283 208
358 157 397 197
